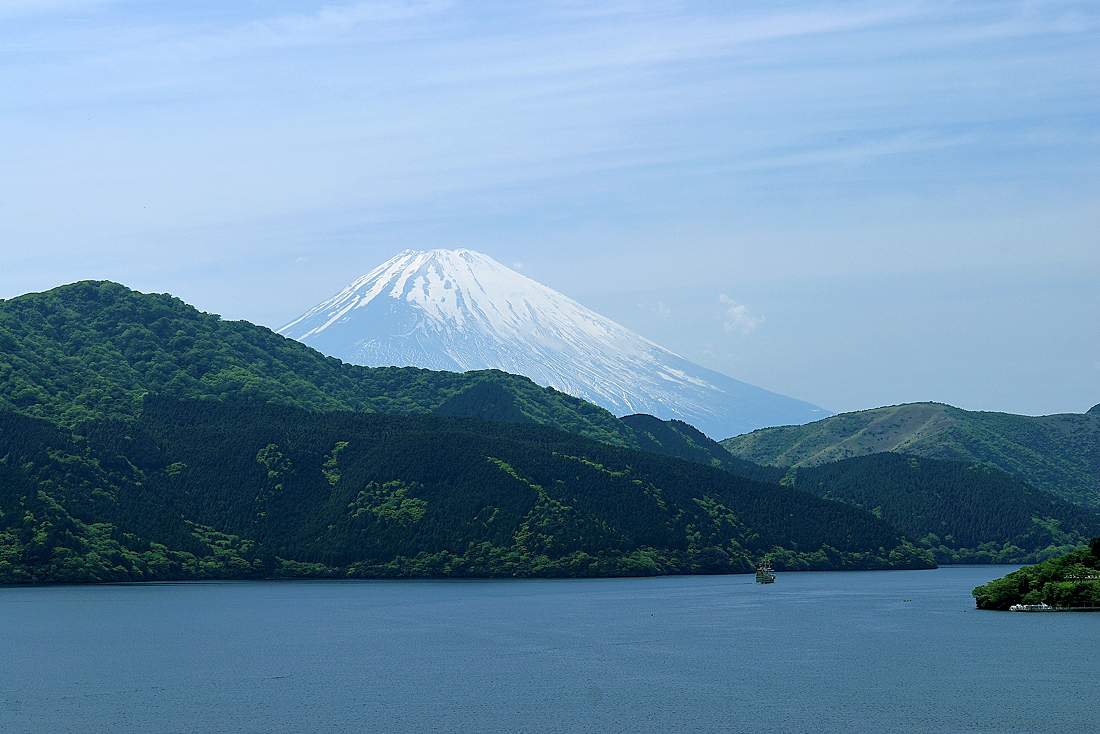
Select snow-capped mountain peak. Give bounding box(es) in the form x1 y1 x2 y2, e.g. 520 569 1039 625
278 249 827 438
285 249 655 351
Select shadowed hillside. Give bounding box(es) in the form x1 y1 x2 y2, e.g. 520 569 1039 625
785 453 1100 564
0 399 934 583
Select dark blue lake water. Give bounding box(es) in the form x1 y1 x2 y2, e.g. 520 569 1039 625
1 566 1095 733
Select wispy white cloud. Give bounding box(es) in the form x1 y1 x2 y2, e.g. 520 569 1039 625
719 295 762 336
198 1 452 54
0 0 118 19
638 300 672 317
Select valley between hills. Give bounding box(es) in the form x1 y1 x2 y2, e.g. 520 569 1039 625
0 281 1097 584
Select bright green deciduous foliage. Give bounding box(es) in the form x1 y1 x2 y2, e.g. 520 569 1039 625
349 481 428 524
322 442 349 486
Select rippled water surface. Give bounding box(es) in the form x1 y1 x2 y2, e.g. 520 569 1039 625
1 566 1095 733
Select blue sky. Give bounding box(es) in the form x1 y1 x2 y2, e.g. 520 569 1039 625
1 1 1097 415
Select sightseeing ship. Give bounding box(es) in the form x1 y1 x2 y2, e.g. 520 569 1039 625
755 557 776 584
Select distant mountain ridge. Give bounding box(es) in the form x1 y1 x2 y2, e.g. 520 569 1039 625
720 402 1100 511
278 249 829 439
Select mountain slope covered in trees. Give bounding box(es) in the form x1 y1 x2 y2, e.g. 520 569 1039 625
0 399 934 583
781 454 1100 564
720 402 1100 510
1 280 1090 583
0 280 679 448
0 281 815 464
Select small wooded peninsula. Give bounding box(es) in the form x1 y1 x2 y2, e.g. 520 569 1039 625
972 538 1100 610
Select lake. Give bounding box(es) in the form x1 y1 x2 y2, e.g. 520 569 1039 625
1 566 1095 733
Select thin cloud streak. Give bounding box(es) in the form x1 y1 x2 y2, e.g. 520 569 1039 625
719 296 763 337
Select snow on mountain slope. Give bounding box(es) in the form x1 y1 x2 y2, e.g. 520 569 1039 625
278 249 829 438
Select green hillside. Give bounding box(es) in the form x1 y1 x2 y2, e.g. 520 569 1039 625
972 538 1100 610
783 453 1100 564
610 416 1098 563
0 398 933 583
0 280 650 446
720 402 1100 510
0 280 817 470
0 279 1084 582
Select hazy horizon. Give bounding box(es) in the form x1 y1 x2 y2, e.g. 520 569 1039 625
2 1 1096 416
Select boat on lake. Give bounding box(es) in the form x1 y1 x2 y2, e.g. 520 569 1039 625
755 558 776 584
1009 602 1100 612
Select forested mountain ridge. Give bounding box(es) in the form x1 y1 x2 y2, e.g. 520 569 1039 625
720 402 1100 510
0 281 828 466
0 399 934 583
0 281 650 446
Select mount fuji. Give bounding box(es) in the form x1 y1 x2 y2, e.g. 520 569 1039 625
278 249 829 439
